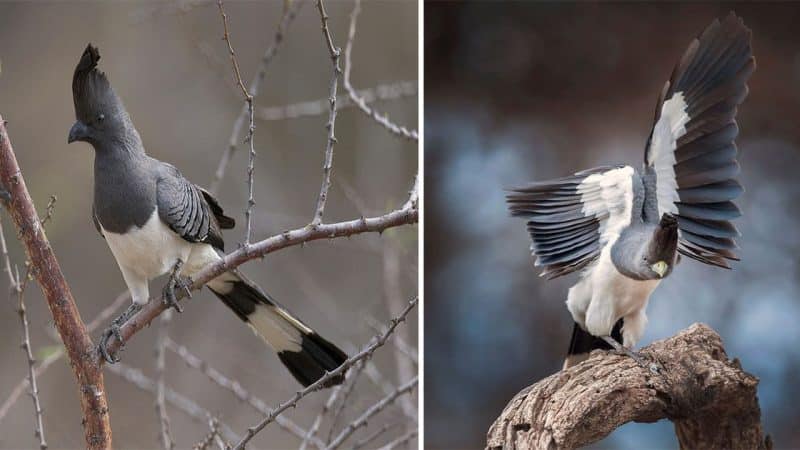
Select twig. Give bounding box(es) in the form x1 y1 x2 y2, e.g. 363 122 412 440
230 297 418 450
105 362 241 444
343 0 418 141
155 313 175 450
210 0 304 195
103 194 418 357
257 81 416 121
299 384 343 450
351 422 397 450
325 376 418 450
217 0 257 244
193 417 225 450
377 429 417 450
0 119 110 449
325 359 367 444
0 219 47 449
311 0 341 226
164 337 321 447
0 291 129 424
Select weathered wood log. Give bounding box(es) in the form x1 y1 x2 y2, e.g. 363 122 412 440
486 323 771 450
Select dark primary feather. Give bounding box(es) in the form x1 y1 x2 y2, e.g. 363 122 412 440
645 12 754 268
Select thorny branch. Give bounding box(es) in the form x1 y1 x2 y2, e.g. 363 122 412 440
230 297 418 450
311 0 341 226
217 0 257 244
326 376 418 450
0 218 48 450
0 118 112 449
155 313 175 450
163 337 319 446
210 0 305 195
104 362 242 445
0 291 129 424
344 0 418 141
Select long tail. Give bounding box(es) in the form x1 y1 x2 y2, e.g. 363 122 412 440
206 271 348 387
563 319 623 369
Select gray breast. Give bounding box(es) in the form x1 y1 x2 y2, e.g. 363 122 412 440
93 153 157 233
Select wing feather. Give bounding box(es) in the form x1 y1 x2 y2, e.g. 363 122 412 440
507 165 637 279
644 13 753 267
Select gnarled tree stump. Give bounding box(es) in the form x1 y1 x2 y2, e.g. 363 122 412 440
486 323 771 450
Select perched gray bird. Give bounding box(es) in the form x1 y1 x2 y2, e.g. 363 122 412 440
68 44 347 387
506 13 754 368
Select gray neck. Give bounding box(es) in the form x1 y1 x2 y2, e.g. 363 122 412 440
610 223 656 281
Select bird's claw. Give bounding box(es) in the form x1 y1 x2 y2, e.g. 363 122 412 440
97 303 142 363
98 324 123 363
162 259 191 313
601 336 660 374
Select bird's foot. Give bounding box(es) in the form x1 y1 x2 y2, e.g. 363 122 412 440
162 259 192 313
97 302 143 363
600 335 660 374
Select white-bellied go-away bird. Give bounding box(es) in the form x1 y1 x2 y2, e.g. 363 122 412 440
506 13 755 369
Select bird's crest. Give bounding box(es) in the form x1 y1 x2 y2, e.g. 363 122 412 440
72 44 124 123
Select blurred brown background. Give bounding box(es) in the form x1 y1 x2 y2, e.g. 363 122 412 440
0 1 417 448
425 2 800 449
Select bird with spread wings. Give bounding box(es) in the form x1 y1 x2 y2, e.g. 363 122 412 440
506 13 755 368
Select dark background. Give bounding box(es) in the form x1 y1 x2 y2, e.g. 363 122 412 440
0 1 417 448
425 2 800 449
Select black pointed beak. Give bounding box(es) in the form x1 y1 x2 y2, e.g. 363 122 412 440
68 121 89 143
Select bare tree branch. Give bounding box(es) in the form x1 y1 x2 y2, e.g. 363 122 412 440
351 422 397 450
0 218 47 450
325 376 418 450
0 117 111 449
257 81 416 122
231 296 418 450
105 362 241 445
377 429 417 450
164 337 320 447
299 384 343 450
210 0 304 195
155 313 175 450
217 0 257 244
486 324 771 450
344 0 418 142
0 291 128 424
311 0 341 226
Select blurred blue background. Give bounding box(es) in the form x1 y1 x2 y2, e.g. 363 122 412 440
424 2 800 449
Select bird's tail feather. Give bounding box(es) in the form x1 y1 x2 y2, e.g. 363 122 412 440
206 272 347 387
563 319 623 369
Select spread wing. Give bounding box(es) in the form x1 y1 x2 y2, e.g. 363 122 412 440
506 165 638 279
644 13 754 268
156 165 234 252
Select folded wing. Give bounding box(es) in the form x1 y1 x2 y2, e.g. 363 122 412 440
506 165 638 279
645 12 755 268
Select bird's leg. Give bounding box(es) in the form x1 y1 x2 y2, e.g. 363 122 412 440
162 259 192 313
97 302 143 363
600 335 659 373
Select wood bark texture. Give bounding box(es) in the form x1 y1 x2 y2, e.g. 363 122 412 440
0 117 112 449
486 323 771 450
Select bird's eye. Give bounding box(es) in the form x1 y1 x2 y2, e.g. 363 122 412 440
97 113 105 122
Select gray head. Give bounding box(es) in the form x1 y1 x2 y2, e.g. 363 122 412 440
613 213 679 280
68 44 141 152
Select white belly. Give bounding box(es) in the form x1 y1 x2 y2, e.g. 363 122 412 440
567 247 660 344
101 210 192 279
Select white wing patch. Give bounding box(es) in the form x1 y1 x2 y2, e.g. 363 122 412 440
578 166 635 247
647 92 689 217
